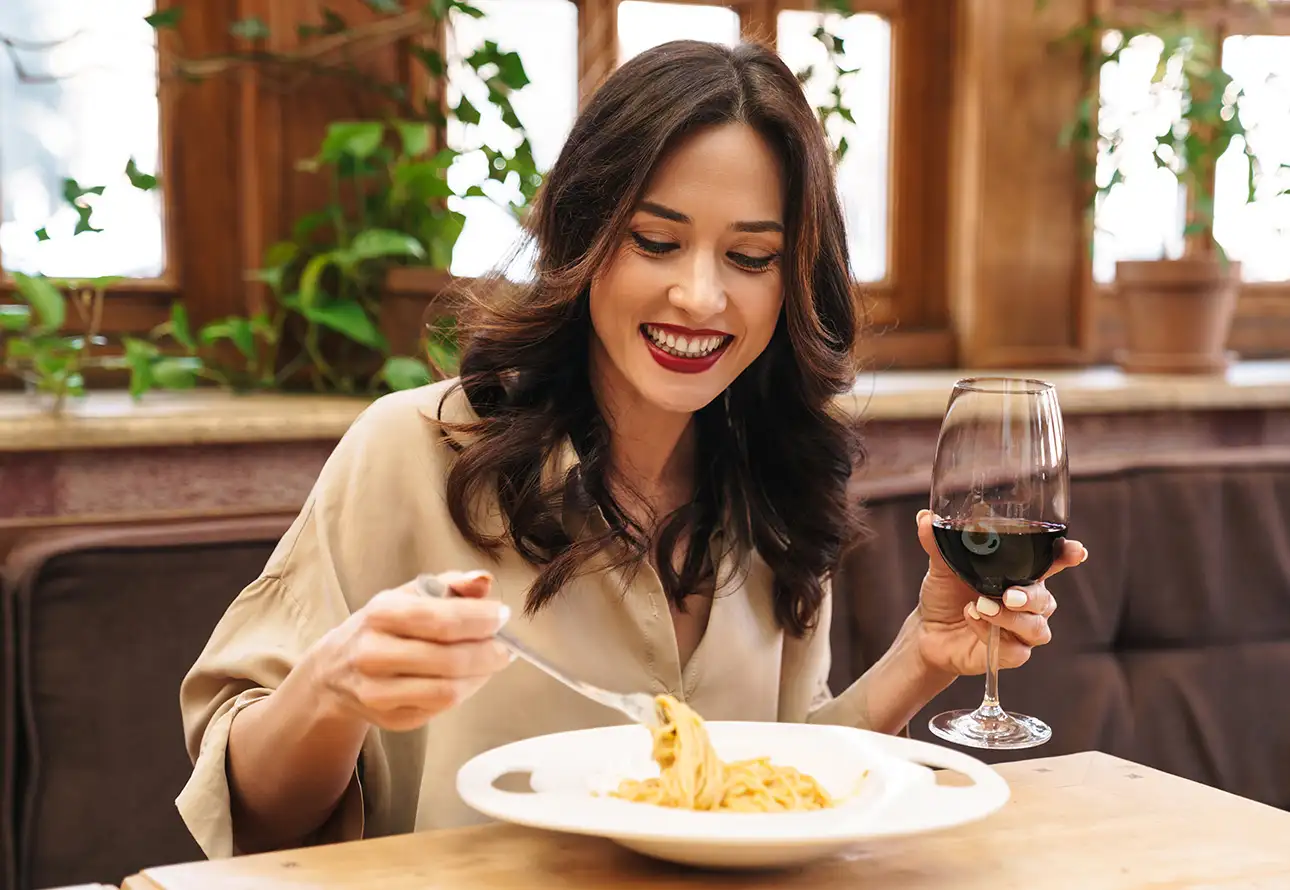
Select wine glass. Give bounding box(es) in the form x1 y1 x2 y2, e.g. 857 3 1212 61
926 377 1068 750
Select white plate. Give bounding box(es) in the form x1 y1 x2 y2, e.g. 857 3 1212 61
456 721 1010 869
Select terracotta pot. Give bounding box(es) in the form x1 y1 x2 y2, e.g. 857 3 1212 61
1113 257 1240 374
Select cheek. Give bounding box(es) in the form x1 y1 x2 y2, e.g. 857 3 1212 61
734 277 785 349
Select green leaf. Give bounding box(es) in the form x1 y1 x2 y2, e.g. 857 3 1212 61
393 161 455 200
451 0 486 19
379 356 433 391
496 51 530 90
453 96 481 126
298 253 335 308
318 121 385 162
152 357 202 389
62 178 105 204
293 210 333 241
170 302 197 351
412 47 445 77
122 337 157 398
394 121 431 157
125 157 159 191
34 227 49 242
72 206 103 236
303 300 387 350
144 7 184 29
200 318 257 360
11 273 66 332
363 0 405 12
230 16 271 40
0 305 31 331
348 229 427 262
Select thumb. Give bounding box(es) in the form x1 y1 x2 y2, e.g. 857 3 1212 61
916 510 955 578
438 569 494 599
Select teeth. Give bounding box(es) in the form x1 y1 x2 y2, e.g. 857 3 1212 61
643 325 728 359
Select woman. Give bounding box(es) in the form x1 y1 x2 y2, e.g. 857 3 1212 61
178 39 1086 858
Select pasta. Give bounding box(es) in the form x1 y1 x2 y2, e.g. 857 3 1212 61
610 694 834 813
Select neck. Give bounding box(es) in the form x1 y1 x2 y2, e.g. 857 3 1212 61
590 351 695 510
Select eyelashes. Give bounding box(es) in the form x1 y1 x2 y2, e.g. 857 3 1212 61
629 232 779 273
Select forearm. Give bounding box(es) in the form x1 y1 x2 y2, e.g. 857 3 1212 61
813 610 954 734
226 655 368 853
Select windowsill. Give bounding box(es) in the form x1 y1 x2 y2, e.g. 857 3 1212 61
4 360 1290 453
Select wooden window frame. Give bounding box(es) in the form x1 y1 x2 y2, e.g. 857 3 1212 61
1091 0 1290 361
0 0 248 337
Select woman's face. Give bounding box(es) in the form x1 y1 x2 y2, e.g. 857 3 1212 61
589 122 785 417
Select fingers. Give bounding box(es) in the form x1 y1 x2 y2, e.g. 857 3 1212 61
349 634 512 679
353 675 493 720
440 569 494 599
960 605 1036 669
367 586 510 643
971 595 1052 647
1042 538 1089 580
1001 583 1057 618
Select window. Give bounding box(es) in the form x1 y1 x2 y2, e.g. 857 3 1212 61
777 10 892 282
446 0 579 279
617 2 741 63
0 0 163 278
1094 3 1290 285
1214 34 1290 282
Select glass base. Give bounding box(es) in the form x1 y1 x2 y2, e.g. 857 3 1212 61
928 706 1052 751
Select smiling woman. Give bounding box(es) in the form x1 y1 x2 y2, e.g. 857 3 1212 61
177 37 1076 862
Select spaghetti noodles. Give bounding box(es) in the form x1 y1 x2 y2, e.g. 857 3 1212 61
610 694 834 813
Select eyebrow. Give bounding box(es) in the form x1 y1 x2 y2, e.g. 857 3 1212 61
637 200 783 234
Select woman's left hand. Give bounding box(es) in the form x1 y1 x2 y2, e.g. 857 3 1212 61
912 509 1088 678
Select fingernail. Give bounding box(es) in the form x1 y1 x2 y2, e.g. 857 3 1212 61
916 509 930 525
976 596 1001 617
1080 550 1089 564
496 603 512 630
1004 589 1027 609
966 603 982 621
464 569 492 582
508 650 518 663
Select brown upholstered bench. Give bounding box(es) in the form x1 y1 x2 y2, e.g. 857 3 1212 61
832 446 1290 810
1 517 290 890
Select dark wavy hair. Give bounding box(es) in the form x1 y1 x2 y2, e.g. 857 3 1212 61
440 39 862 636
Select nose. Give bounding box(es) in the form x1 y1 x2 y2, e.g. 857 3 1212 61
667 251 726 321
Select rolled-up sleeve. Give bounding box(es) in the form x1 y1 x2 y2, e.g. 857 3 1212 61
175 564 379 858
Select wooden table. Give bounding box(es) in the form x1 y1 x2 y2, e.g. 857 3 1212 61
122 752 1290 889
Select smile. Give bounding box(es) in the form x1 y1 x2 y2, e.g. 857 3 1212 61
640 324 731 359
639 324 733 375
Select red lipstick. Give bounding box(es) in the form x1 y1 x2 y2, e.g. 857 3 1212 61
639 324 732 375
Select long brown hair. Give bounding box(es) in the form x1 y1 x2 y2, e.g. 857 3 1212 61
441 39 862 636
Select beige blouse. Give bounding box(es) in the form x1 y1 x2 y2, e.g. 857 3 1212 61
176 378 870 859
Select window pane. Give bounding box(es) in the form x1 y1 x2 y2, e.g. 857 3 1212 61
778 11 891 283
1093 32 1186 284
617 2 740 65
446 0 578 279
1214 35 1290 283
0 0 164 278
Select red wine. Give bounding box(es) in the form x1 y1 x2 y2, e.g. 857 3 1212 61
931 517 1066 598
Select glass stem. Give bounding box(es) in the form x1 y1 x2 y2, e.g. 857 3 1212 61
976 622 1005 721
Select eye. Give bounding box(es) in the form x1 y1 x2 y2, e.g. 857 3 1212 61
630 232 678 255
729 251 778 272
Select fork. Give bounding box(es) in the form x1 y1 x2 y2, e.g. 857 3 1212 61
414 573 661 728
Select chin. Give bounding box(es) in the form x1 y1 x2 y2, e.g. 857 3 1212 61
629 365 731 415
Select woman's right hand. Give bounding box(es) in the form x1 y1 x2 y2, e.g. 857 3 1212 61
305 570 513 733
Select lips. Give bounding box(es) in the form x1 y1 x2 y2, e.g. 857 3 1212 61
640 324 732 374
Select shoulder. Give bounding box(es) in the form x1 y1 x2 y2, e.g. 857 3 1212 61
302 378 474 515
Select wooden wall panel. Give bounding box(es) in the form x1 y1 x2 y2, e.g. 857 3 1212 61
948 0 1094 368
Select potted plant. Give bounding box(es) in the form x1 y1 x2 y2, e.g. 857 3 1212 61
1056 7 1285 373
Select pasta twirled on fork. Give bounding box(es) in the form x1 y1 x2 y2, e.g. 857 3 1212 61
611 694 833 812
